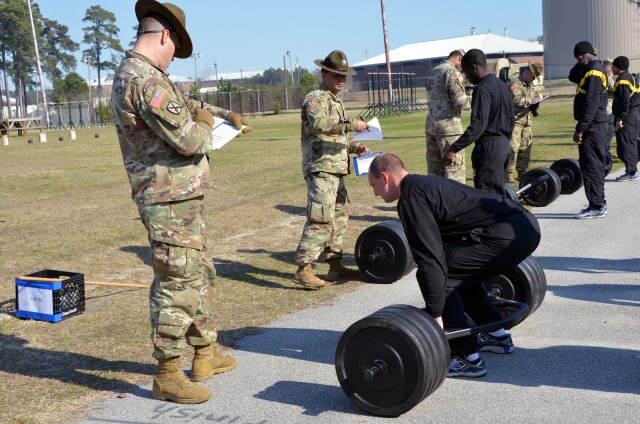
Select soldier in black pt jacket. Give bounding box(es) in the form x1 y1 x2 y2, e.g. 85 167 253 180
367 153 541 378
568 41 609 219
611 56 640 181
443 48 515 196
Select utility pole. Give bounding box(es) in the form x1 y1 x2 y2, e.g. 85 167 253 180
214 62 218 88
27 0 49 126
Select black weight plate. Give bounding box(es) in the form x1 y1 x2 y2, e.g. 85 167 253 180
550 158 583 194
335 305 447 417
355 220 415 284
519 167 561 207
384 305 451 399
336 318 425 416
482 256 546 322
604 149 612 176
504 183 519 203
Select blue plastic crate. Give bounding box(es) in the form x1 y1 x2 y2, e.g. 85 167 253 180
15 269 85 322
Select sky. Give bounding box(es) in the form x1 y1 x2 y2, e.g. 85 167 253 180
35 0 543 85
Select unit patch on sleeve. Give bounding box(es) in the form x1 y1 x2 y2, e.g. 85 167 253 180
166 101 182 115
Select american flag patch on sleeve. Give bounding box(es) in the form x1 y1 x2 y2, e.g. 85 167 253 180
149 90 166 108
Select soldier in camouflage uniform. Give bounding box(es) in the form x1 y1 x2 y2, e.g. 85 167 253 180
111 0 252 404
425 50 471 184
292 50 370 289
603 58 616 153
507 62 544 183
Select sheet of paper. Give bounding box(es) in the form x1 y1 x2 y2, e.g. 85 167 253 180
353 151 383 176
353 117 383 141
211 117 244 150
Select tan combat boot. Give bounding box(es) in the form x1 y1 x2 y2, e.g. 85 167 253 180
326 258 361 282
191 344 236 382
291 263 326 289
153 357 211 403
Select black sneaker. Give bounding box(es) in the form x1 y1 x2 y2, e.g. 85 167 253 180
447 356 487 378
477 333 515 354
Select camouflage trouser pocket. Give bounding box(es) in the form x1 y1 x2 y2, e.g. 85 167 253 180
309 200 330 224
306 172 340 224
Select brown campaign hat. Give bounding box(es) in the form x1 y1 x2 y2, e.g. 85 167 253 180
314 50 357 76
135 0 193 59
528 62 543 78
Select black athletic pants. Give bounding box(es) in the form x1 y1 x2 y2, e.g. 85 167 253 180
471 137 512 196
442 210 541 357
578 122 608 209
616 109 639 175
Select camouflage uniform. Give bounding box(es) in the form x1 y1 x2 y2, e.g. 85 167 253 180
294 84 363 266
508 75 538 178
425 60 471 184
111 51 232 359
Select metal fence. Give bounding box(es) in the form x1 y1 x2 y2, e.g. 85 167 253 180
27 86 320 127
31 100 112 129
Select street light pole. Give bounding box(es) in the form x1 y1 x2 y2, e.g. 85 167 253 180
287 51 294 84
214 62 218 88
283 54 288 111
192 53 201 86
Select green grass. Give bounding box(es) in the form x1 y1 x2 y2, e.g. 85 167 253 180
0 96 622 423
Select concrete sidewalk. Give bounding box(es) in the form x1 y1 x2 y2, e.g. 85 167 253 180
76 169 640 424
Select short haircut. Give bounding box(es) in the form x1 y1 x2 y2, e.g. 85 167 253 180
369 153 406 178
461 48 487 69
138 14 175 36
448 50 464 60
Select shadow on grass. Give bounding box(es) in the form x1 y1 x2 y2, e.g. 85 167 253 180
214 257 301 291
274 204 305 216
274 203 395 224
0 333 153 396
120 245 152 266
235 248 358 269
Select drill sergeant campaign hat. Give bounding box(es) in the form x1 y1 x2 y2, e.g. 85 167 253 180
314 50 357 76
528 62 543 78
135 0 193 58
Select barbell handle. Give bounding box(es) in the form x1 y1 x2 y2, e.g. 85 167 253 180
368 250 385 262
363 359 388 381
516 173 550 196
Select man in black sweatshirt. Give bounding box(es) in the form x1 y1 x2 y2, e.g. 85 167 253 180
568 41 609 219
611 56 640 181
443 49 515 196
368 153 541 378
